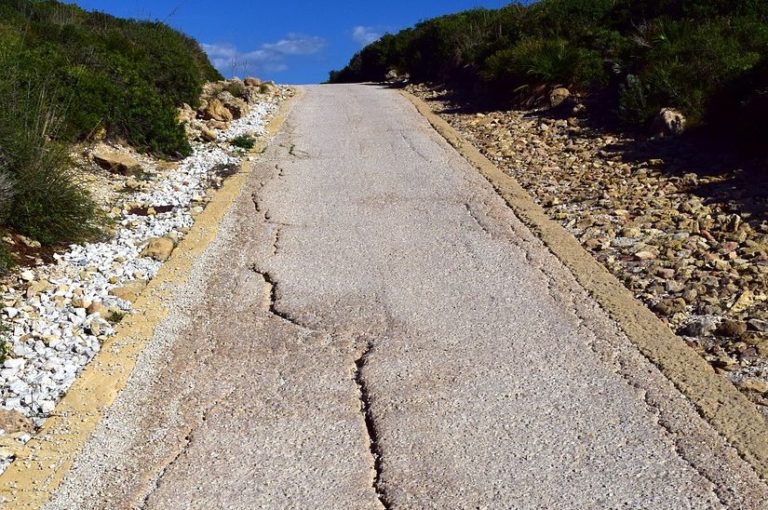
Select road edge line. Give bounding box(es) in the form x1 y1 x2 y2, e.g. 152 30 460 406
400 89 768 479
0 89 302 508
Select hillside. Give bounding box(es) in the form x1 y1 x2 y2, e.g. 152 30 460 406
330 0 768 145
0 0 222 259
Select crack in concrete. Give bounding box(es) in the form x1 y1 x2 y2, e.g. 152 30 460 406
271 226 283 256
138 395 231 509
354 338 391 510
250 265 311 330
463 203 494 239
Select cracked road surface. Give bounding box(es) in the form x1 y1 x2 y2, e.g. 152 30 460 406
45 85 768 509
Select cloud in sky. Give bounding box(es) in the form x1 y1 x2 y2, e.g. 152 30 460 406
203 33 326 77
351 26 383 46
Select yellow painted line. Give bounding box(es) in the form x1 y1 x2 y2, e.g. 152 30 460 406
402 90 768 479
0 89 301 508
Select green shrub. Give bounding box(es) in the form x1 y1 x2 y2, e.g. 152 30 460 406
225 81 249 100
705 56 768 147
484 38 605 91
627 18 768 125
618 75 652 125
0 0 222 157
0 83 102 245
0 242 13 274
0 335 10 364
330 0 768 149
231 135 256 150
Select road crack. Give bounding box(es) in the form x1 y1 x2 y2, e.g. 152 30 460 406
250 265 309 329
354 338 391 509
138 395 231 509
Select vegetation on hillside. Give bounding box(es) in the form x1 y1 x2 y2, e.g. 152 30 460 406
0 0 222 254
330 0 768 143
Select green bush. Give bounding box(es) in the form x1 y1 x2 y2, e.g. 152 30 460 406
0 335 10 365
622 18 768 126
225 81 249 100
330 0 768 149
0 0 222 157
231 135 256 150
483 38 605 91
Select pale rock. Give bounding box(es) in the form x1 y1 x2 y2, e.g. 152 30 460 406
200 98 234 123
92 146 144 177
653 108 687 136
549 87 571 108
634 251 657 261
244 77 261 87
140 237 175 262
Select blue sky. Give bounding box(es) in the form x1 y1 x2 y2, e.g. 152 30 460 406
71 0 515 84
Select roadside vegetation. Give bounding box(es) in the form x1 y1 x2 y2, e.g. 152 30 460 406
329 0 768 146
0 0 222 256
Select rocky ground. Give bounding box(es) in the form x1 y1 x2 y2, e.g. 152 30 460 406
0 78 292 471
408 83 768 416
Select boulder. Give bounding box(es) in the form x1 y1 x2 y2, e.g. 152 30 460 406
207 120 230 131
200 98 234 122
653 108 686 136
141 237 175 262
259 81 278 94
715 319 747 338
201 126 218 142
92 146 144 177
217 91 250 120
0 408 35 434
244 76 261 87
549 87 571 108
177 103 196 124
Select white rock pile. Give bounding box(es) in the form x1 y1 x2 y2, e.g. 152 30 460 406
0 94 280 471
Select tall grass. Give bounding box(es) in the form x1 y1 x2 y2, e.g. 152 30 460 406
0 65 101 246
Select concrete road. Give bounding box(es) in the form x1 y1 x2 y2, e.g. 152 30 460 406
45 85 768 509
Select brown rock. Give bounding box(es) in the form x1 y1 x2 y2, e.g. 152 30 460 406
92 147 144 177
549 87 571 108
201 126 218 142
635 250 657 261
200 98 234 122
217 91 250 120
244 77 261 87
26 280 52 299
653 108 686 136
716 319 748 338
207 120 230 131
737 377 768 394
141 237 175 262
177 103 196 124
0 409 35 434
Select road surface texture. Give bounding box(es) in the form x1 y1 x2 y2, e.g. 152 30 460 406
45 85 768 509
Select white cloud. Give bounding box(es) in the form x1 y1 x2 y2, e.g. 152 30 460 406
203 34 326 77
352 26 382 46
